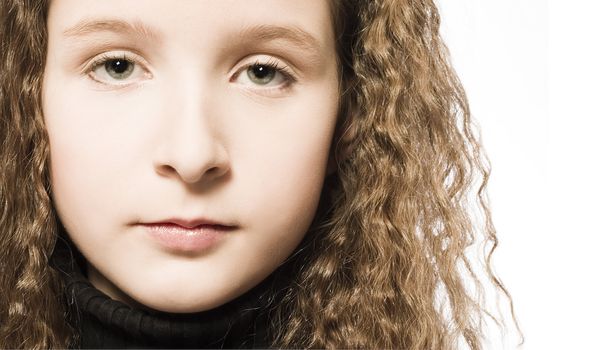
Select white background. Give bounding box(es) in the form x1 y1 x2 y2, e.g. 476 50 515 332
438 1 599 349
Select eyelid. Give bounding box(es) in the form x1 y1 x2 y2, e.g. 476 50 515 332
83 50 152 87
230 56 298 96
81 51 298 95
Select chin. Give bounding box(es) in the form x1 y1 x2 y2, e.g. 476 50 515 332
126 283 244 314
143 299 219 314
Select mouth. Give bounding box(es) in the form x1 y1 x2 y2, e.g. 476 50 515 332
138 218 237 253
143 217 237 229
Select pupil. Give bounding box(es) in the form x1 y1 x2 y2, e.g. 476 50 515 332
252 65 271 79
107 60 129 74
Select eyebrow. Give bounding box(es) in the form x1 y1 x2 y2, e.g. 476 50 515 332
63 18 162 41
62 19 322 55
235 24 322 55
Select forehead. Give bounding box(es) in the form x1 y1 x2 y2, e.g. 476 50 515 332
46 0 336 56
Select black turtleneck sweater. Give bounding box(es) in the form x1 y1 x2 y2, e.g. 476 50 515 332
50 235 281 348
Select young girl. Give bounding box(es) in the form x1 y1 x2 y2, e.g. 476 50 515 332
0 0 520 348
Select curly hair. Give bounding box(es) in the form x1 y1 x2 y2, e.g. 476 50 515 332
0 0 520 348
0 0 73 347
269 1 522 348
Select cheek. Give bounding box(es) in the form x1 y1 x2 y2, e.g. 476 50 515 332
43 85 142 237
249 135 330 223
233 96 338 257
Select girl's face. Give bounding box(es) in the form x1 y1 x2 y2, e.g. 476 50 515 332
43 0 339 312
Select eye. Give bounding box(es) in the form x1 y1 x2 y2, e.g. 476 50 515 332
233 59 296 89
86 52 149 86
247 64 280 85
102 58 134 80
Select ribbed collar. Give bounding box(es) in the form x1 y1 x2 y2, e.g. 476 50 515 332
50 234 275 348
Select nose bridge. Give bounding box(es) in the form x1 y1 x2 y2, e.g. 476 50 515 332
154 74 229 184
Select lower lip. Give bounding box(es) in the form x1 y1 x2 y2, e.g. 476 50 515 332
141 223 233 253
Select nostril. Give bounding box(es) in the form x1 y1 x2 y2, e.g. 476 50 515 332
206 167 219 174
154 155 230 183
204 166 228 179
156 164 177 177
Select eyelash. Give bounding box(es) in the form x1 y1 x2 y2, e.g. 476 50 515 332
86 52 144 86
85 52 297 93
233 57 297 93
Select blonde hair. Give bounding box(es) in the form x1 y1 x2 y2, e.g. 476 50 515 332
0 0 520 348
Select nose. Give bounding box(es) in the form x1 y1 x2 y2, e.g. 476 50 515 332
153 81 230 185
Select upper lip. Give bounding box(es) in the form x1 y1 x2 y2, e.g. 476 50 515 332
141 218 235 229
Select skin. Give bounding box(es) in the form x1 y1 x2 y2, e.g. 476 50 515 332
43 0 339 313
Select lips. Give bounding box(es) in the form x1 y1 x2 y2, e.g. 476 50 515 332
139 218 236 252
148 218 236 229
